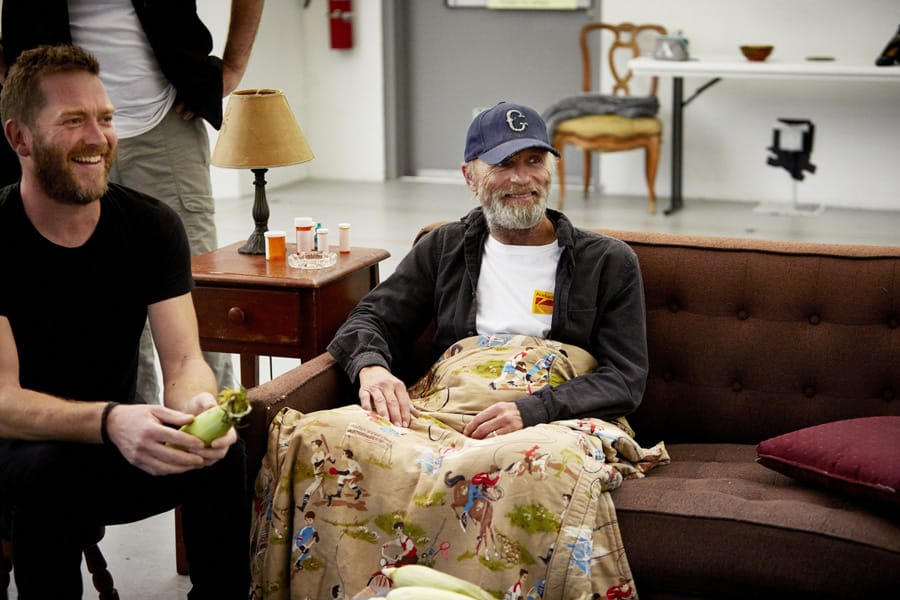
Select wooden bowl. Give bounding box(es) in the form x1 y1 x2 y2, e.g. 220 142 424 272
740 45 774 62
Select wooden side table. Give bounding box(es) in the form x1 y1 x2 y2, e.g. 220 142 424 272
191 242 390 388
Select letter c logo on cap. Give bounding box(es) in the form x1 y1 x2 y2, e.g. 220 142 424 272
506 109 527 132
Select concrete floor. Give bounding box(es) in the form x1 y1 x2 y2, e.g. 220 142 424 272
11 177 900 598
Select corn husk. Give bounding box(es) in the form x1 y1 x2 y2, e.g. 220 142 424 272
382 565 492 600
179 386 251 446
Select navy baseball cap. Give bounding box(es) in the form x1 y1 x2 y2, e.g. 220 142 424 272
464 101 560 165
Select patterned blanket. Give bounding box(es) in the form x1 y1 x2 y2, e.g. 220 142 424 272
250 335 669 600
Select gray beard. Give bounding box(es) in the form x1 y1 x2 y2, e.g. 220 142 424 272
481 191 548 231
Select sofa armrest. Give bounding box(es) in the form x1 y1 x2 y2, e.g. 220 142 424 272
240 352 353 484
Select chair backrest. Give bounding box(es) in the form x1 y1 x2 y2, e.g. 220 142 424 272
581 22 666 97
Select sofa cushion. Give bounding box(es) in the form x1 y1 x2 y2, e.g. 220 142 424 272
756 416 900 506
611 444 900 598
601 230 900 447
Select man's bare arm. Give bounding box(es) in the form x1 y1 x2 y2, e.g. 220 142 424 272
222 0 265 96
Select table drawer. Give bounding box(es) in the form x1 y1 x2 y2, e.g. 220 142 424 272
192 286 301 345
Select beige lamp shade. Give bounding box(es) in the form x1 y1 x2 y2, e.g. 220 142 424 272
211 88 314 169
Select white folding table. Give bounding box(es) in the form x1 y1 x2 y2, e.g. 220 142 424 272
628 56 900 214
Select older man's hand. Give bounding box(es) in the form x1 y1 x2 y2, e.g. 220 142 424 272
358 365 417 428
463 402 524 439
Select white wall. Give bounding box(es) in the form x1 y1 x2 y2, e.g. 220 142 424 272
201 1 898 211
200 0 385 200
601 0 900 210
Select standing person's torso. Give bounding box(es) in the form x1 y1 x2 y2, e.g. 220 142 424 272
0 184 193 403
68 0 176 138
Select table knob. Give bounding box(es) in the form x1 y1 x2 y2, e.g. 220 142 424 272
227 307 246 324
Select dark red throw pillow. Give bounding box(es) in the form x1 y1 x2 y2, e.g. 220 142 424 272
757 416 900 505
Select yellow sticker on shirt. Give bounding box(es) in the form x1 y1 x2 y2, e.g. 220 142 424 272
532 290 554 315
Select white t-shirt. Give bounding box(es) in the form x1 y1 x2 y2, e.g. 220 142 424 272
476 235 562 338
68 0 177 138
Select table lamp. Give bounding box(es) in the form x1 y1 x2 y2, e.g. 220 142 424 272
211 88 314 254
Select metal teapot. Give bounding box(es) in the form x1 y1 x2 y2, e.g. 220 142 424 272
654 31 690 61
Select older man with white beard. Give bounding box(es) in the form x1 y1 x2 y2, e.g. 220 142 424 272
327 101 649 438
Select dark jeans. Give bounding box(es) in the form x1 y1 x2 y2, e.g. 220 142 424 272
0 438 249 599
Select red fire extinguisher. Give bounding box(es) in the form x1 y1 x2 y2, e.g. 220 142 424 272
329 0 353 50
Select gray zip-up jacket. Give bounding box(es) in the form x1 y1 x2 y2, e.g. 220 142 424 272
327 207 648 426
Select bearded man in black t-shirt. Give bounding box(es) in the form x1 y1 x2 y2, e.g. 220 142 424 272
0 45 249 599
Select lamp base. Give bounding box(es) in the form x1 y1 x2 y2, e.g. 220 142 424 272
237 168 270 255
238 229 267 254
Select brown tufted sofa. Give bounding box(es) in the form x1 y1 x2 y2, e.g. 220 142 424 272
240 228 900 599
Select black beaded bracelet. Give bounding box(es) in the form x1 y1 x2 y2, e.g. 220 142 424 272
100 401 119 446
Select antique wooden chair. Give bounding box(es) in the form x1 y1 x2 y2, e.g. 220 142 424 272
550 22 666 213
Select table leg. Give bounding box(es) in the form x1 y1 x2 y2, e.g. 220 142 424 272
665 76 685 215
174 506 189 575
240 353 260 389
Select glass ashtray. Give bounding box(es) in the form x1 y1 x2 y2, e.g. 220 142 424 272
288 250 337 270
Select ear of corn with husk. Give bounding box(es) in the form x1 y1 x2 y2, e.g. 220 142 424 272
382 565 493 600
384 586 478 600
179 386 251 446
